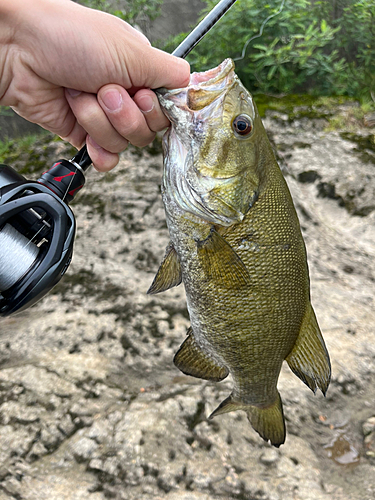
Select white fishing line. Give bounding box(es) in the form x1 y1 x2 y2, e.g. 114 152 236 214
62 164 78 202
233 0 286 62
0 224 39 291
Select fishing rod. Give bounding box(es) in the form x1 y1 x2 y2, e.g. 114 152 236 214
0 0 238 317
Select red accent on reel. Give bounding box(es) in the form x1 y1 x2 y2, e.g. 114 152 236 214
53 172 75 182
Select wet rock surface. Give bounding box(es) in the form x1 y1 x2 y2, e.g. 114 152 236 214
0 108 375 499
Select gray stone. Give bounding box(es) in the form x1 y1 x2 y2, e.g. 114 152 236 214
363 416 375 437
71 437 98 462
259 448 280 466
1 97 375 500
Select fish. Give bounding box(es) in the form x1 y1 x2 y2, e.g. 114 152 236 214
149 58 331 447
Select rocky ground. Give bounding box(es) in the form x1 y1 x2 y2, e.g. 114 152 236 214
0 100 375 500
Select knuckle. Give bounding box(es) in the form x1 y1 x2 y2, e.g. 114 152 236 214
80 105 102 127
123 116 145 137
133 131 156 148
106 137 128 154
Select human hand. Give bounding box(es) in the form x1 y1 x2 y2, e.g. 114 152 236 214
0 0 190 171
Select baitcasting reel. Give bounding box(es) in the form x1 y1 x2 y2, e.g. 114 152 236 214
0 149 91 316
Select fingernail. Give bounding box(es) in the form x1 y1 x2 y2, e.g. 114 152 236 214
137 95 155 113
101 89 123 111
66 88 81 97
88 136 103 150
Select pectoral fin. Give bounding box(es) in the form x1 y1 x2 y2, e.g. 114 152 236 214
147 243 182 295
174 328 229 382
286 304 331 395
209 392 286 447
197 228 250 288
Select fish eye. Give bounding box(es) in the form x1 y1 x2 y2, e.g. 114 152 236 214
232 114 253 137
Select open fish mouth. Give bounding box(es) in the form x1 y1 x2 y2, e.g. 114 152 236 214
189 58 235 87
157 58 236 115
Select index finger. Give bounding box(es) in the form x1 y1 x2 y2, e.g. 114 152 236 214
124 47 190 91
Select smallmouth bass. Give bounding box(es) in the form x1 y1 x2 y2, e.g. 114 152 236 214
149 59 331 447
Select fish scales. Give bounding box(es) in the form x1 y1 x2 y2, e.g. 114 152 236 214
150 59 331 447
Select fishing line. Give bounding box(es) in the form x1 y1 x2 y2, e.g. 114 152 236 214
233 0 286 62
62 164 79 202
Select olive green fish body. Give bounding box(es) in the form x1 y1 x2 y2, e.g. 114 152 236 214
150 59 331 446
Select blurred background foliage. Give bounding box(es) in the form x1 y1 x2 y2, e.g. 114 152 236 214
163 0 375 104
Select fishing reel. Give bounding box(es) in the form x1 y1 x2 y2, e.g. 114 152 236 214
0 148 91 316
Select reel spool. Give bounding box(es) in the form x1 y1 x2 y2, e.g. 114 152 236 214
0 223 40 291
0 156 88 317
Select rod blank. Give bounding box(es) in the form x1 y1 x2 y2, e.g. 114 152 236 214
172 0 237 59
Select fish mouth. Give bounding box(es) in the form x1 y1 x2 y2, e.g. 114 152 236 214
157 58 236 113
189 58 235 87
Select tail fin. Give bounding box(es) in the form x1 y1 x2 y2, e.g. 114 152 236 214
209 392 285 447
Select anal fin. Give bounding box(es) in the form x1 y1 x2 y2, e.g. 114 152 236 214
209 392 286 448
286 304 331 395
197 228 250 288
147 242 182 295
174 328 229 382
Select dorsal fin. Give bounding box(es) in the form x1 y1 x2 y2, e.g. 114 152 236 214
174 328 229 382
147 242 182 295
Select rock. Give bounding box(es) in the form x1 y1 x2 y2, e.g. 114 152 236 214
364 113 375 127
1 100 375 499
71 437 98 463
58 414 76 437
363 416 375 436
364 433 375 461
259 448 280 466
363 417 375 463
0 425 36 464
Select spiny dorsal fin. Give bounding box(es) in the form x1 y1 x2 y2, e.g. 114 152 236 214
197 228 250 288
209 392 286 448
147 242 182 295
174 328 229 382
286 304 331 395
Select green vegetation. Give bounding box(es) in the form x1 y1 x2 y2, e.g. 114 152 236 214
0 134 44 164
162 0 375 105
0 107 13 117
0 133 76 176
